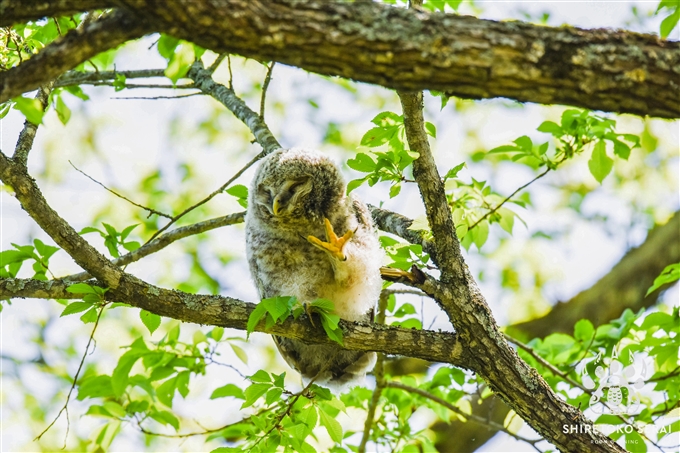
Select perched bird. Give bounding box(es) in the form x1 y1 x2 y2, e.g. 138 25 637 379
245 148 383 388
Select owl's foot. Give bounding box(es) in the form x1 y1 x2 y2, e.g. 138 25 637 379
307 218 354 261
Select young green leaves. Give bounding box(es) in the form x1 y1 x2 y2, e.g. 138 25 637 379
490 109 640 184
62 283 109 324
0 239 59 280
246 297 344 345
347 111 429 198
80 223 140 258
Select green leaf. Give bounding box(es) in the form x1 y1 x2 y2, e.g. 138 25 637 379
574 319 594 342
66 283 99 294
210 327 224 341
660 9 680 38
211 383 245 400
537 121 562 136
443 162 465 181
249 369 273 383
246 303 269 338
231 343 248 364
120 224 139 240
113 73 126 92
389 182 401 198
157 376 178 407
150 410 180 431
347 153 377 173
513 135 533 150
60 301 93 317
319 408 343 443
371 111 402 127
425 122 437 138
157 34 179 60
319 313 343 346
646 263 680 295
80 307 99 323
140 310 161 334
360 126 398 147
112 350 143 397
103 401 126 418
77 375 114 400
310 298 335 313
13 96 44 124
472 220 489 250
241 383 271 409
265 387 283 405
226 184 248 199
588 140 614 183
346 177 368 194
54 95 71 125
165 42 195 84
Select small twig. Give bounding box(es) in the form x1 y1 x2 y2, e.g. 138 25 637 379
208 53 228 74
35 306 105 442
69 161 173 219
468 166 552 231
259 62 275 119
62 211 245 282
358 292 388 453
136 405 276 438
146 151 264 243
503 333 589 393
227 55 234 90
79 82 196 89
112 93 204 100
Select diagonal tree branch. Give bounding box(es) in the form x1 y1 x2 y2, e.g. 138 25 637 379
396 89 624 451
0 9 150 102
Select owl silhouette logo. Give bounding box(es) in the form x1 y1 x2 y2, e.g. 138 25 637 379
582 346 646 415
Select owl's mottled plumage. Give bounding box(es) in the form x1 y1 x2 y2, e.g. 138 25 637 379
245 148 383 388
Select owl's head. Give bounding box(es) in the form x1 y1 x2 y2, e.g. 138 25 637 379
249 148 345 226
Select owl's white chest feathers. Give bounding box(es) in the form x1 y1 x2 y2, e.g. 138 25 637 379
246 214 382 322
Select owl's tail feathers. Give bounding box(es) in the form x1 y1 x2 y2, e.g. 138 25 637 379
331 351 377 388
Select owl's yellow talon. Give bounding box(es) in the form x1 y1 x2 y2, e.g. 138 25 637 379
307 218 353 261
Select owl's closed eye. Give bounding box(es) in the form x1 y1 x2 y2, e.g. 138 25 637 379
255 177 312 217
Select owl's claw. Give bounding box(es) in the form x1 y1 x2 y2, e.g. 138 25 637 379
307 218 353 261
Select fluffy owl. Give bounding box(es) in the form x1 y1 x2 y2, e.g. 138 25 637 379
245 148 383 388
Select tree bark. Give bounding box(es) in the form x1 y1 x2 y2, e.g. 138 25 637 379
2 0 679 118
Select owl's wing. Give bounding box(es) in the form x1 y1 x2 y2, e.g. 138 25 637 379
351 197 374 229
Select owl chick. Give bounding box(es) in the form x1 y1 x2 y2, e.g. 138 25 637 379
245 148 383 388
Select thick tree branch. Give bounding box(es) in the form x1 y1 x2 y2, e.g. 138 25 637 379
0 9 149 102
0 277 470 368
5 1 679 118
117 0 680 118
397 91 623 451
0 0 115 27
